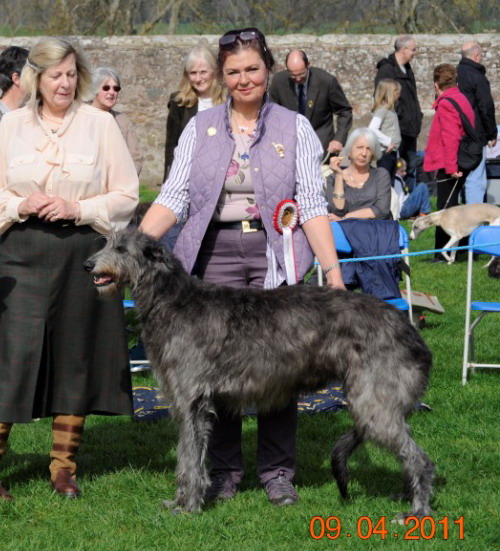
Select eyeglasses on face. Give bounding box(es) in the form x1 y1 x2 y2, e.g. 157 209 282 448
219 30 266 51
102 84 121 92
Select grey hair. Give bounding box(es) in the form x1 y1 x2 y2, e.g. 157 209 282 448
92 67 121 96
394 34 414 52
461 42 481 59
342 128 382 161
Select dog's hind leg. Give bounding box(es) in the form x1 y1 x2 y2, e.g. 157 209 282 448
164 396 213 514
396 430 435 520
331 429 363 499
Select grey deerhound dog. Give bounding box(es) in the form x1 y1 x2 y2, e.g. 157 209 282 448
84 230 434 519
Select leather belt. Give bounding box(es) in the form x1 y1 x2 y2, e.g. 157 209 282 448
210 220 264 233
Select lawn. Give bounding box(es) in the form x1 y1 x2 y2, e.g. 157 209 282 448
0 205 499 551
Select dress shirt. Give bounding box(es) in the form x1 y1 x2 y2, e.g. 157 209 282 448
0 102 139 235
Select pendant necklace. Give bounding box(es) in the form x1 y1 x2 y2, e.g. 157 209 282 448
232 110 254 162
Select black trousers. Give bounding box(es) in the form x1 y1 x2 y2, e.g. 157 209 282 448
434 169 467 256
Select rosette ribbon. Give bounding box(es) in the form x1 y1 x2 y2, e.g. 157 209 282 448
273 199 300 285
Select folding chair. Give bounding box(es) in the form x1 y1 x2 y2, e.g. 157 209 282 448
123 299 150 372
462 225 500 384
318 221 412 320
386 225 413 320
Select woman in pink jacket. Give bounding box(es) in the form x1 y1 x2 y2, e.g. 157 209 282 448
424 63 475 261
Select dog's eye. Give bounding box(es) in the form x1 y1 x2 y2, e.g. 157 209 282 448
116 245 127 253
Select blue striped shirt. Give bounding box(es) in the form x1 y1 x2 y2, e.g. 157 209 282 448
155 112 327 287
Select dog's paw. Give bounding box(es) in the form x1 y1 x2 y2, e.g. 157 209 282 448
391 510 434 525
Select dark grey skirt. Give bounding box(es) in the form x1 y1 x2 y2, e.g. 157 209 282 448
0 218 133 422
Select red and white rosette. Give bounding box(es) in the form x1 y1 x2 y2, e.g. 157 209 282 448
273 199 300 285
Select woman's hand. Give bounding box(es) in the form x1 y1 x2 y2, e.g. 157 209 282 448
38 197 80 222
18 192 52 217
329 156 345 174
450 171 463 179
386 143 395 153
326 268 345 290
328 213 343 221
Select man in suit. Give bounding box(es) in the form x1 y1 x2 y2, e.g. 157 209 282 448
457 41 497 204
269 50 352 157
375 35 422 189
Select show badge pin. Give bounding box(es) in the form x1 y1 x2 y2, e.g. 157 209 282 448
273 199 300 285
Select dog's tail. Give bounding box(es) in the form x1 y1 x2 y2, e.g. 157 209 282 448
331 429 363 498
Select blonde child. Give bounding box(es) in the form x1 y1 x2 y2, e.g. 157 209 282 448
369 79 402 180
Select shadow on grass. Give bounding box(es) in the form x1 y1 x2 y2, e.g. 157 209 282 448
2 406 440 507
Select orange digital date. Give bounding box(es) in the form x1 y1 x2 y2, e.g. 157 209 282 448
309 515 464 540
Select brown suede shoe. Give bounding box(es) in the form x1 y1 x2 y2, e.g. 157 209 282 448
0 482 13 501
51 469 81 498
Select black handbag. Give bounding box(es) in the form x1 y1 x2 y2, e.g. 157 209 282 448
441 97 483 172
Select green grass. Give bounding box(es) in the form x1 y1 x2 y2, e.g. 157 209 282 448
1 212 499 550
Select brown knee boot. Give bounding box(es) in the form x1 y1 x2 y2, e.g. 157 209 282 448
50 415 85 498
0 422 13 501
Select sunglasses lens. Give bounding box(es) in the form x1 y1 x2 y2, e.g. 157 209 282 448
114 86 121 92
102 85 121 92
219 30 257 47
219 35 236 46
239 31 257 41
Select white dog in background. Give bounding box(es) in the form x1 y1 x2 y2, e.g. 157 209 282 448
410 204 500 264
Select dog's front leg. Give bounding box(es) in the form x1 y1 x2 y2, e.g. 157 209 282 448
441 237 459 264
163 399 212 514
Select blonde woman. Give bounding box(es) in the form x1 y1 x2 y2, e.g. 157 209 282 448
0 38 139 500
164 45 225 180
369 78 402 180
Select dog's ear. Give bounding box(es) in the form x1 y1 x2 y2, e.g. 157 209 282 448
143 242 165 263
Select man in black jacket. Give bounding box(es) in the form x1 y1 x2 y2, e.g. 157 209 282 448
269 50 352 158
457 41 497 204
375 35 422 188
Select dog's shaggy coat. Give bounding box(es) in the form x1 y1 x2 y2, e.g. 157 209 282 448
85 230 435 518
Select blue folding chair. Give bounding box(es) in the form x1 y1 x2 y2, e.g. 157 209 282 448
318 222 412 320
123 299 150 372
462 225 500 384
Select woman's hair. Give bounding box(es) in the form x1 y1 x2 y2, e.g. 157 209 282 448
373 79 401 111
343 127 382 161
0 46 29 95
20 38 92 112
175 45 225 108
433 63 457 91
217 27 274 77
91 66 121 96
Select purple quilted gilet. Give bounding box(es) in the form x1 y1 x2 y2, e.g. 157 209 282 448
173 100 314 282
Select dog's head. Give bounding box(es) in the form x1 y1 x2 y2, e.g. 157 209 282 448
84 229 169 296
488 257 500 279
410 215 434 240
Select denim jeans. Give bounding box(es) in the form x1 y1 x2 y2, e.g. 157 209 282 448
464 147 487 204
400 183 432 219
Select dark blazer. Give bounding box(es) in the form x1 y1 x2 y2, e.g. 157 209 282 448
375 54 423 138
269 67 352 154
164 93 197 180
457 57 497 145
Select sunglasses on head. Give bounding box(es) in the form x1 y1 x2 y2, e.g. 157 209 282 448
102 84 121 92
219 30 266 51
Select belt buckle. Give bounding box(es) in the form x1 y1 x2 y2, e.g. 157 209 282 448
242 220 257 233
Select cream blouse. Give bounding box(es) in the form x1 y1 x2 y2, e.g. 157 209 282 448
0 102 139 235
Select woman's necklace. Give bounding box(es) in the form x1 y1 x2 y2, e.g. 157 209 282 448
40 109 64 134
231 110 255 162
345 168 370 188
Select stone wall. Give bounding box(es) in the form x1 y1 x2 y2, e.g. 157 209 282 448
1 34 499 187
